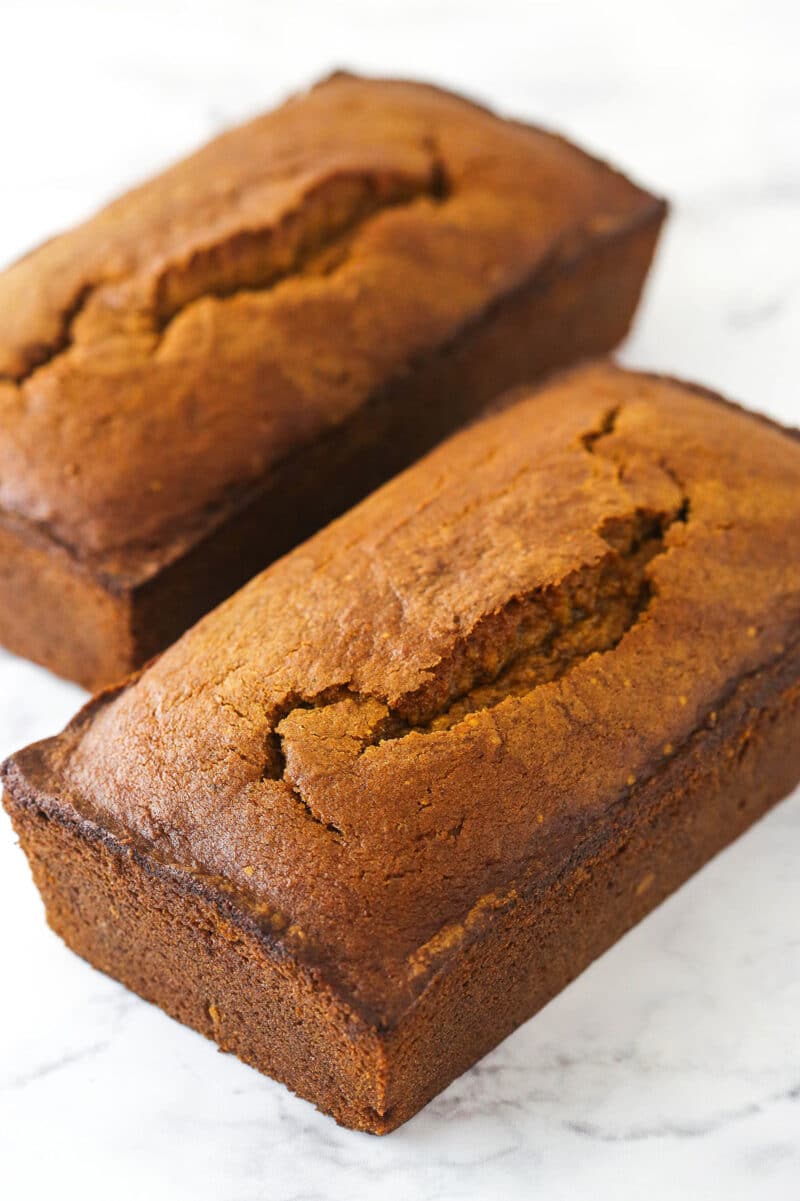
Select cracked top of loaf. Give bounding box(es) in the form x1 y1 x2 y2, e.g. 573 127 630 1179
0 72 662 583
9 363 800 1025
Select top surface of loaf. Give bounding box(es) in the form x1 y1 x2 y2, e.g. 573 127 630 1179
0 73 660 583
12 363 800 1025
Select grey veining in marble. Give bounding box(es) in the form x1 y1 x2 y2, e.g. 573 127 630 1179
1 2 798 1198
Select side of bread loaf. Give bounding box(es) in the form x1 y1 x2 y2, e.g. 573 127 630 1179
10 364 796 1132
0 73 665 686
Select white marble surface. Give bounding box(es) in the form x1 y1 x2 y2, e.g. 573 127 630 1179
1 2 799 1197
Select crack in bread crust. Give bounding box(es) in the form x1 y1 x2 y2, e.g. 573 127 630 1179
271 417 689 829
3 160 449 388
153 158 451 332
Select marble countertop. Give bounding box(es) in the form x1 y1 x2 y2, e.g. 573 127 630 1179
1 2 798 1197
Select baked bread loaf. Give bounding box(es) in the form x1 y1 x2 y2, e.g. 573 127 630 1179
0 73 665 687
9 363 797 1134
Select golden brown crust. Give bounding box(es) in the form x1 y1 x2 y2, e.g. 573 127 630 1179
0 72 662 583
7 363 800 1034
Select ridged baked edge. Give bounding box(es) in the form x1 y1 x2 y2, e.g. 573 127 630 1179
4 625 799 1031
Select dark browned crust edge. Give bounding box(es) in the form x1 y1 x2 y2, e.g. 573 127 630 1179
5 626 799 1036
4 622 799 1133
375 644 800 1127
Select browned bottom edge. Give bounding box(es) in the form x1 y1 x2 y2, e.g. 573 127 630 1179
4 792 391 1132
4 642 799 1133
377 650 800 1127
0 520 133 689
